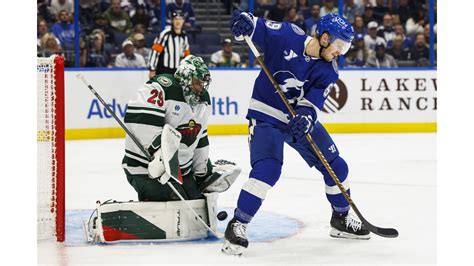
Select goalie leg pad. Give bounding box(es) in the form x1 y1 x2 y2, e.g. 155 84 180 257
83 199 214 243
200 160 241 193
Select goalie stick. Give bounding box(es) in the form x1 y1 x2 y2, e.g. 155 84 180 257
76 74 223 238
244 36 398 238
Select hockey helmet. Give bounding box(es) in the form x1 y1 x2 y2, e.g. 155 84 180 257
316 13 354 55
174 55 211 106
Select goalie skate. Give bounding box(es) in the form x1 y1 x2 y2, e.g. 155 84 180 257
330 212 371 240
221 218 248 256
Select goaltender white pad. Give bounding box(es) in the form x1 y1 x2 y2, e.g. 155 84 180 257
84 194 218 243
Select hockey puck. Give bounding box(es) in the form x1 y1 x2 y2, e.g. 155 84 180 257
217 211 228 221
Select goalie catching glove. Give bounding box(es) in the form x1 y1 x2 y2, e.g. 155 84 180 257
198 160 241 193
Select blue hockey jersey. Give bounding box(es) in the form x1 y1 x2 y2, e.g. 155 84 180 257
246 18 339 127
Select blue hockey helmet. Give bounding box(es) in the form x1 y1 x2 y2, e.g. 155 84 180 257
316 13 354 55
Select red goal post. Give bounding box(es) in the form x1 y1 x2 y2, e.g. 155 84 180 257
37 55 65 242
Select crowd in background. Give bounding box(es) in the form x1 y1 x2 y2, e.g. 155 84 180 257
37 0 437 69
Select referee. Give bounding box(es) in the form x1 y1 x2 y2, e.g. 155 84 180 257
148 10 190 78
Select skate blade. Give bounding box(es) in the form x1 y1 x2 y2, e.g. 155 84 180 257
221 240 245 256
330 228 371 240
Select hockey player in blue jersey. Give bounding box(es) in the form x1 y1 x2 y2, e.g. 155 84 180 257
222 11 370 255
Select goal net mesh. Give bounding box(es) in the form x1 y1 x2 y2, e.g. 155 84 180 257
37 55 65 241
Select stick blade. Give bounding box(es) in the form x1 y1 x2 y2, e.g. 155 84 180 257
368 225 399 238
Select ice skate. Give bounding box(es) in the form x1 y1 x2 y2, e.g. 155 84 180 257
330 212 371 240
221 218 249 256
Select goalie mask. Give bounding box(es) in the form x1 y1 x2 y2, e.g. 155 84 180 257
174 55 211 106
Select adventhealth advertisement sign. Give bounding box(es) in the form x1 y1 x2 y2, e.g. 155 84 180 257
64 69 436 139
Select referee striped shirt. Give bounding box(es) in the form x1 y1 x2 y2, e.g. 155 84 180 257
148 28 190 72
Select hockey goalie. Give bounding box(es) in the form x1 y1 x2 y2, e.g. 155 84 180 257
84 56 240 243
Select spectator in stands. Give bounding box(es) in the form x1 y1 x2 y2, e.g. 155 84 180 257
393 0 411 25
267 0 289 22
407 33 430 66
392 23 413 50
405 9 426 37
103 0 132 33
51 10 74 49
86 32 112 67
133 23 147 35
284 6 306 32
345 33 370 67
37 0 53 24
78 0 101 29
362 4 375 25
90 28 114 54
353 15 367 36
424 23 437 62
392 13 401 27
50 0 74 20
131 4 151 29
364 21 386 52
365 41 397 68
166 0 197 29
297 0 311 19
132 32 152 65
386 35 409 61
378 13 395 47
304 4 321 36
343 0 363 24
90 13 116 50
372 0 389 24
115 39 147 68
320 0 338 17
38 19 50 48
209 38 241 68
38 33 62 57
148 0 162 30
79 37 88 67
148 10 190 77
423 23 437 45
254 0 274 18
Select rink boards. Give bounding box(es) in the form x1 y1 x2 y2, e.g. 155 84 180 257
64 69 436 140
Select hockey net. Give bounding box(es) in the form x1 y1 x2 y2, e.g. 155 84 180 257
37 55 65 242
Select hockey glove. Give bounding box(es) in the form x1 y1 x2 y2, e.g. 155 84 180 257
147 149 171 185
288 107 316 140
229 10 255 39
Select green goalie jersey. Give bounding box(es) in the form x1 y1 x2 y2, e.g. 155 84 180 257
122 73 211 177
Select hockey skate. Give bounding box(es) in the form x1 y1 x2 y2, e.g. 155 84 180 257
330 212 371 240
221 218 249 256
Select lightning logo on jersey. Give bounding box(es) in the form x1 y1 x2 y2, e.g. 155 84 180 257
273 71 307 103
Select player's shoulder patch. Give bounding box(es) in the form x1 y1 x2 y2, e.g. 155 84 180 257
291 23 305 36
156 76 172 87
265 20 282 30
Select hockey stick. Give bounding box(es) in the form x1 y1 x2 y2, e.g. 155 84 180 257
76 74 223 238
244 36 398 238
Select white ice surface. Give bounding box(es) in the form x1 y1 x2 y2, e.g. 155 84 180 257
38 133 436 265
